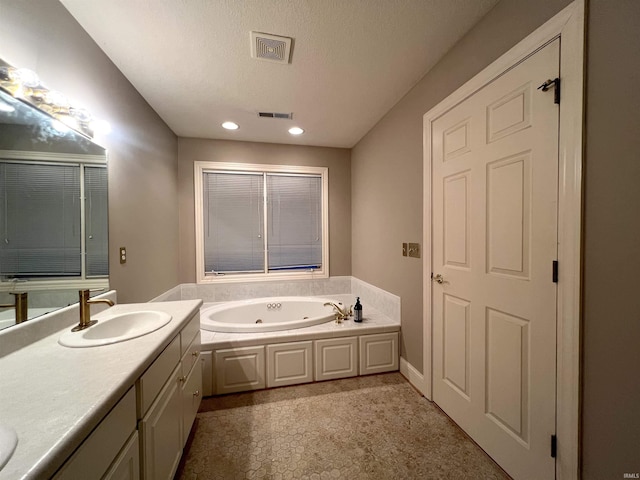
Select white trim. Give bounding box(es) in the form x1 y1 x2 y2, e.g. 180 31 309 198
194 161 330 284
0 150 107 164
400 357 426 396
0 278 108 293
422 2 583 478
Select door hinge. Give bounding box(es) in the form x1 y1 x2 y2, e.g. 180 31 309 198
552 260 558 283
537 77 560 104
551 434 557 458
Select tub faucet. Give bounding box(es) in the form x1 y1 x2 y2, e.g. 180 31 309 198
72 289 114 332
324 302 352 323
0 292 28 324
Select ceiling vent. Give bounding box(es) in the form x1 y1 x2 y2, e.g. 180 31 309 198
258 112 293 119
250 32 292 64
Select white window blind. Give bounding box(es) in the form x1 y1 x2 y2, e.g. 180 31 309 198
203 172 264 273
267 174 322 271
84 166 109 277
0 162 81 277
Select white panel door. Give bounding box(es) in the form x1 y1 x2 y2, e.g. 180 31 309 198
431 40 559 479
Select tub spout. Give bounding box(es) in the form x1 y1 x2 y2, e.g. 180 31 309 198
324 302 352 323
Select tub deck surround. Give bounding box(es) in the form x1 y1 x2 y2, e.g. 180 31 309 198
0 299 202 480
200 294 399 350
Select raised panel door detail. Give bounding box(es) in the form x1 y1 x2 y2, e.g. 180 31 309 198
443 171 470 269
443 295 470 398
485 308 530 445
140 365 183 480
443 118 471 161
314 337 358 381
182 358 202 447
487 152 531 279
103 431 140 480
267 341 313 388
359 333 398 375
487 83 531 143
214 346 265 394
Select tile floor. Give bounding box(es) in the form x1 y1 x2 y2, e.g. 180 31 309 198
176 373 510 479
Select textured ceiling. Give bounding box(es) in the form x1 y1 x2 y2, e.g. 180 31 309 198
60 0 498 148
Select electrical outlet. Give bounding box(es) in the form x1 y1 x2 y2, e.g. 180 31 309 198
408 242 421 258
119 247 127 264
402 243 408 256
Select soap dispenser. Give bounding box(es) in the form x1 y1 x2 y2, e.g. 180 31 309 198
354 297 363 322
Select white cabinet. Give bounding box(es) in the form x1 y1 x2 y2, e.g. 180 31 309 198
103 431 140 480
266 341 313 388
140 364 183 480
54 388 137 480
214 346 265 394
138 313 202 479
359 332 398 375
314 337 358 381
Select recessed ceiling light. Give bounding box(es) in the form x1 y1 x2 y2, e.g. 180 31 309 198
222 121 239 130
288 127 304 135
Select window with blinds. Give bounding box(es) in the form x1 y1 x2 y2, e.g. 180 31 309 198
0 161 108 280
196 163 328 281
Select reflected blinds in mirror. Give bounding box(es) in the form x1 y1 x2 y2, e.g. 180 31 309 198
84 166 108 277
0 162 81 276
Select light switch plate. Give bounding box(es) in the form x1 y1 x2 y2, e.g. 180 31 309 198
408 243 421 258
402 243 408 256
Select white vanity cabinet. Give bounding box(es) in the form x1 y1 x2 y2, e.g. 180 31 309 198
54 388 138 480
137 312 202 480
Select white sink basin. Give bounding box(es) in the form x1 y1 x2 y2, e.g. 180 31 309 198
0 424 17 471
58 311 172 348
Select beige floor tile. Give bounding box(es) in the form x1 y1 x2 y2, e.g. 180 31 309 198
176 373 510 480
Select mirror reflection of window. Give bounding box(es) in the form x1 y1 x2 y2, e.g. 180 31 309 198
0 160 108 280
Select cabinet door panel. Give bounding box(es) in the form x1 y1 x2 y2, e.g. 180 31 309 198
182 358 203 446
103 431 140 480
140 365 182 480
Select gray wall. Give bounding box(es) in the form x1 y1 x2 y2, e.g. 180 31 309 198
582 0 640 477
351 0 572 375
177 138 351 282
352 0 640 476
0 0 179 303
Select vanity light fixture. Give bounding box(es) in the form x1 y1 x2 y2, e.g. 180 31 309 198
222 121 239 130
288 126 304 135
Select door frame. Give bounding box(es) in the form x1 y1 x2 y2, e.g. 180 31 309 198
422 1 584 479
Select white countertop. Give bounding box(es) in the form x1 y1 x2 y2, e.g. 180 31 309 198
0 299 202 480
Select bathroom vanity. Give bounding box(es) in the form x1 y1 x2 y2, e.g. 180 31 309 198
0 299 202 480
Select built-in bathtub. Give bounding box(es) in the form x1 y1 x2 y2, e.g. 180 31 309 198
200 296 340 333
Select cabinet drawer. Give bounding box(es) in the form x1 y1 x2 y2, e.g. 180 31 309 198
182 357 203 446
137 335 180 419
180 313 200 356
181 331 201 379
54 387 136 480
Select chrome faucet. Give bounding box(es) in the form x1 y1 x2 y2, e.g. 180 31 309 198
72 289 114 332
324 302 353 323
0 292 28 324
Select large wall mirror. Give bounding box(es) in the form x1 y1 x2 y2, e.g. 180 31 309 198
0 83 109 332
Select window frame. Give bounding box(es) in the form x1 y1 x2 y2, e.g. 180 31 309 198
194 161 329 284
0 149 109 293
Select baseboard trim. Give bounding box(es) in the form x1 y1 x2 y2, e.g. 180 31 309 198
400 357 426 396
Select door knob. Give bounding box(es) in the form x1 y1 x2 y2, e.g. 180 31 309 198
432 273 444 284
